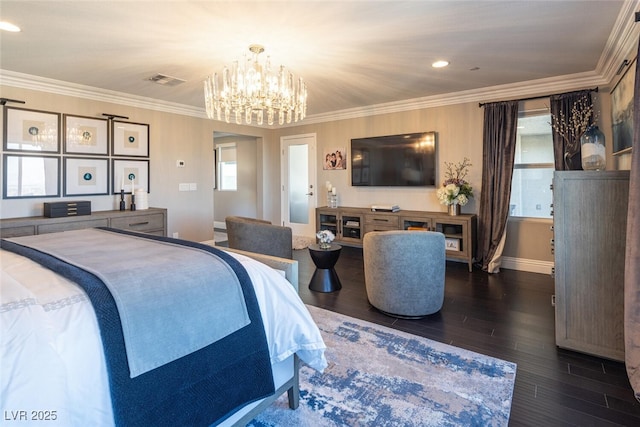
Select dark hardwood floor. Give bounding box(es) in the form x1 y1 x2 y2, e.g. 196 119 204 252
292 245 640 426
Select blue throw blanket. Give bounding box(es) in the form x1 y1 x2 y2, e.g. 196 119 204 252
7 228 251 378
1 228 275 426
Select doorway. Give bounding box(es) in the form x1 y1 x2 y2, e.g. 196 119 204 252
281 133 317 238
213 132 258 230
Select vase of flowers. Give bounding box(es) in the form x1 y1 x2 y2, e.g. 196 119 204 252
437 157 473 216
316 229 335 249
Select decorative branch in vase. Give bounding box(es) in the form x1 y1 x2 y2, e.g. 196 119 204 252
549 94 599 170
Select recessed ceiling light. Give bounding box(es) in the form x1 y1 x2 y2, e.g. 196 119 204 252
432 60 449 68
0 21 21 32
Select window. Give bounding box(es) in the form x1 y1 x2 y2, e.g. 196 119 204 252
509 111 554 219
216 143 237 191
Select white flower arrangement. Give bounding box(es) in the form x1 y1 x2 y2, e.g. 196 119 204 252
436 158 474 206
316 229 335 244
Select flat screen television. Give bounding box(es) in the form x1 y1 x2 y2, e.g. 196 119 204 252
350 131 436 187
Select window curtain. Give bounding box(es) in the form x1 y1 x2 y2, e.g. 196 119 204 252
550 89 594 170
477 101 519 273
625 35 640 401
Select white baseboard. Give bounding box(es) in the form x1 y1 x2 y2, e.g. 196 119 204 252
214 221 226 230
500 256 554 275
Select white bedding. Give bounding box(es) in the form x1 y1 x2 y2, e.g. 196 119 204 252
0 247 327 426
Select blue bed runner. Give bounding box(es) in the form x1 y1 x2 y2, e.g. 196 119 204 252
1 228 275 426
6 228 250 378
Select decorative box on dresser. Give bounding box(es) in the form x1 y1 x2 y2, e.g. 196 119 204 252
316 206 477 271
552 170 629 361
0 208 167 238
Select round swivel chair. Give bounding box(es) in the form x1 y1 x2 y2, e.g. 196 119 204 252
363 230 446 318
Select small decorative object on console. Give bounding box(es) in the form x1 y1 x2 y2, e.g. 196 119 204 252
371 204 400 212
316 229 335 249
44 201 91 218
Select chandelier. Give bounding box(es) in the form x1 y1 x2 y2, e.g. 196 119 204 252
204 44 307 126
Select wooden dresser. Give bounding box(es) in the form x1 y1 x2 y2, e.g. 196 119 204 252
553 171 629 361
0 208 167 238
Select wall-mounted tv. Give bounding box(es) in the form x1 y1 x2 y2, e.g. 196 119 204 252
350 131 436 187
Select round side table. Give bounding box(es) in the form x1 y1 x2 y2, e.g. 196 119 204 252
308 243 342 292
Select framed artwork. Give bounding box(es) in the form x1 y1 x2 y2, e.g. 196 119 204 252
64 115 109 155
3 107 60 153
323 147 347 170
611 57 636 155
112 120 149 157
64 157 109 196
3 154 60 199
112 159 149 194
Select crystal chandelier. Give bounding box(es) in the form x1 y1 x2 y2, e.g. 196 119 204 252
204 44 307 126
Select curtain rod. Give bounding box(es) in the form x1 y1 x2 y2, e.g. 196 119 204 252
478 87 598 108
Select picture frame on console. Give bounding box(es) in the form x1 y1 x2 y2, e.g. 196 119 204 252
112 159 149 194
64 157 109 196
2 154 60 199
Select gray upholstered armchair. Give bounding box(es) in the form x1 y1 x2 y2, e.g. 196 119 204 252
363 230 446 318
225 216 293 259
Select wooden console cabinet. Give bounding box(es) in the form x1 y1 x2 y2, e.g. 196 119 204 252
0 208 167 238
553 171 629 361
317 206 477 271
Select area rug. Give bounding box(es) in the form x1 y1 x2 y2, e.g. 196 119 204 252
248 305 516 427
293 235 315 250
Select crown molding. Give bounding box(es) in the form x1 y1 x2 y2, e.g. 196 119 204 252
596 0 640 84
0 67 614 128
300 71 607 125
0 69 207 119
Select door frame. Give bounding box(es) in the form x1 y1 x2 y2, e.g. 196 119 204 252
280 133 317 237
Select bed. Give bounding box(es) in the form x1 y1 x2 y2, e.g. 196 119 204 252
1 228 327 426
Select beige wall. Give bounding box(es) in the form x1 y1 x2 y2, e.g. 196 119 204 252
0 85 277 242
1 82 631 270
273 102 483 213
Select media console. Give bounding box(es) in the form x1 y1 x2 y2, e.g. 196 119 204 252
316 206 477 271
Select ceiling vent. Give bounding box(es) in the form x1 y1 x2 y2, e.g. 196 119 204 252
147 73 186 87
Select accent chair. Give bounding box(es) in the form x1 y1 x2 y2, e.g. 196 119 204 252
363 230 446 318
225 216 293 259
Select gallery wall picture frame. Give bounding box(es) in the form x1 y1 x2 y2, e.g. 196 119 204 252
112 120 149 157
64 157 109 196
3 107 60 153
611 57 636 155
64 115 109 155
112 159 149 194
3 154 60 199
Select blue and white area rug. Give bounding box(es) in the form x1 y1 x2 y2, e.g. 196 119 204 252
249 305 516 427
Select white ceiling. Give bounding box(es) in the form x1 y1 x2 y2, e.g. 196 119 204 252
0 1 638 124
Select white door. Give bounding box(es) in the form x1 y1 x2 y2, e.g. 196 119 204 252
281 134 317 237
